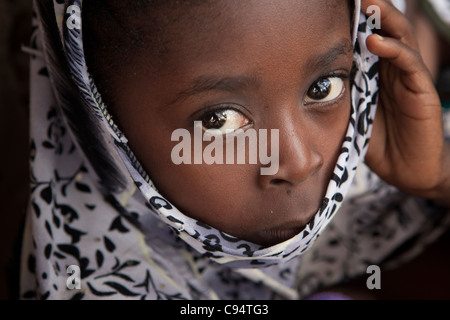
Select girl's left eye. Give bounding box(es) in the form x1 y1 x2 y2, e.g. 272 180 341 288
304 77 345 104
199 108 250 135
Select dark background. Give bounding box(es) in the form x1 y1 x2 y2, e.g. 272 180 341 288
0 0 33 300
0 0 449 300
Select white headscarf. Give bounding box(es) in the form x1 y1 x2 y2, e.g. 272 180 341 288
21 0 449 300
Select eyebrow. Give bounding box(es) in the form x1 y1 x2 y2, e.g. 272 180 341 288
165 38 353 108
166 74 260 108
307 38 353 72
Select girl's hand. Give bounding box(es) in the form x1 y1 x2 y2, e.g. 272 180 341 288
361 0 450 206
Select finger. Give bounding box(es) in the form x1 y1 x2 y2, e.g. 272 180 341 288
367 34 441 116
366 34 425 79
361 0 418 50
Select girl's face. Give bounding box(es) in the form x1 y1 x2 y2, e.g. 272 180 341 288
112 0 353 247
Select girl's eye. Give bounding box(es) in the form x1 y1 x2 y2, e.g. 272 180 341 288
199 109 250 134
305 77 344 104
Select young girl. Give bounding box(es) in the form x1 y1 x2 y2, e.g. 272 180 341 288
21 0 450 300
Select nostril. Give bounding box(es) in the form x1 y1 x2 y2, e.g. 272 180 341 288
270 179 285 185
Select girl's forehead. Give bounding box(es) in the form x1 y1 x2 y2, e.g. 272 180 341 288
155 0 348 27
114 0 354 112
82 0 353 108
146 0 352 61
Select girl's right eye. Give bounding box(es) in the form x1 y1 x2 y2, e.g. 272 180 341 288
199 108 250 135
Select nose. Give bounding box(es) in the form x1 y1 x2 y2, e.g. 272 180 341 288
258 120 324 189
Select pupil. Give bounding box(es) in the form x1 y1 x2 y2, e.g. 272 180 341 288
308 78 331 100
203 111 227 129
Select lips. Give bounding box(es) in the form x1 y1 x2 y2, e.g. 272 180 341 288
257 225 305 247
251 205 320 247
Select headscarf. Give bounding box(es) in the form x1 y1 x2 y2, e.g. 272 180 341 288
21 0 450 300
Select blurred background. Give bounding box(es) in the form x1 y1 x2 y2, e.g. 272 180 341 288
0 0 32 300
0 0 449 300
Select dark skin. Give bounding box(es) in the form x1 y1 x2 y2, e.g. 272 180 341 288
101 0 450 247
112 0 353 247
